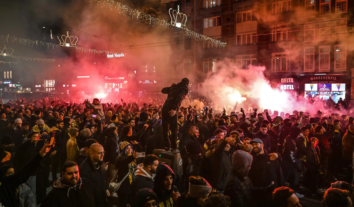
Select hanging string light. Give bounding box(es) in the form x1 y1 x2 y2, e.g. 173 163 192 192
91 0 227 48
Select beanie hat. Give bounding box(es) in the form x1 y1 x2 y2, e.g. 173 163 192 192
37 119 45 125
120 141 132 155
69 128 79 137
14 118 22 124
181 78 189 86
135 188 159 207
188 179 212 198
80 128 91 139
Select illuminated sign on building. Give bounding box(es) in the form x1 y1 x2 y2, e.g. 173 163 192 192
77 76 90 78
107 53 124 58
105 76 124 80
279 84 294 90
4 81 11 84
281 78 294 83
35 85 41 87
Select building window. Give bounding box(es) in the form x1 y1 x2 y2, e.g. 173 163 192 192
204 16 221 28
184 59 192 74
304 24 315 42
272 0 291 14
4 71 12 79
236 33 257 45
305 0 315 11
335 45 346 71
272 54 289 72
236 11 256 23
236 55 257 69
174 61 182 75
203 38 222 49
174 36 183 51
203 58 217 73
203 0 221 8
184 37 192 50
186 0 191 7
44 80 55 87
319 46 330 72
304 47 315 71
272 26 291 41
336 0 347 13
320 0 331 15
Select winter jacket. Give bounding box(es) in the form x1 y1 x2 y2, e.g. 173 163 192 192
0 154 44 207
153 164 179 207
103 135 119 164
249 151 284 189
13 141 38 172
330 130 342 156
66 137 79 162
115 153 137 197
224 150 254 207
282 136 302 172
342 130 354 160
79 157 109 207
296 133 309 162
211 139 232 191
161 82 188 110
129 163 155 205
41 178 95 207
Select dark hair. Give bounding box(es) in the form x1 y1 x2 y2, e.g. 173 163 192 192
143 154 158 166
188 176 207 185
34 110 41 116
323 188 350 207
214 128 224 136
57 120 64 124
260 123 268 128
128 118 134 123
85 138 97 148
301 127 309 132
1 164 14 175
122 125 132 136
27 131 39 139
272 187 294 207
61 161 78 174
204 194 231 207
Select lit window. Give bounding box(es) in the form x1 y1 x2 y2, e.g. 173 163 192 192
319 46 330 72
203 58 217 73
305 0 315 11
236 11 256 23
336 0 347 13
203 0 221 8
272 53 289 72
272 0 291 14
320 0 331 15
334 45 346 71
236 33 257 45
203 16 221 28
236 55 257 69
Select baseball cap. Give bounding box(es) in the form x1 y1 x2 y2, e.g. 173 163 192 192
250 138 263 144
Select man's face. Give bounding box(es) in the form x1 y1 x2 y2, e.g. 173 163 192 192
243 140 252 152
163 174 173 191
38 124 44 129
143 200 157 207
224 143 231 151
231 133 239 139
62 165 80 187
148 160 159 174
17 113 23 118
90 127 96 134
129 120 135 127
303 129 310 137
93 99 99 105
311 139 318 147
1 113 6 119
5 168 14 176
252 143 263 154
287 193 302 207
90 146 105 162
30 133 39 143
260 127 268 135
22 125 29 131
57 122 64 129
216 132 224 139
178 117 184 123
5 108 10 112
194 129 200 139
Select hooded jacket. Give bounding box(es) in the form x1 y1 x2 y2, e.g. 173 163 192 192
134 188 159 207
40 178 95 207
211 139 232 191
129 163 155 205
162 82 188 110
224 150 254 207
153 164 178 207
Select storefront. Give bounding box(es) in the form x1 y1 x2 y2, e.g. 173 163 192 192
299 73 351 103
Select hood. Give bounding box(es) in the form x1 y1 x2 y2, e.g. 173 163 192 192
53 177 83 198
231 150 253 178
135 163 155 180
153 164 175 200
135 188 159 207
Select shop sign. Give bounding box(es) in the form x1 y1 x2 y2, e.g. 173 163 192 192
77 76 90 78
279 84 294 90
4 81 11 84
310 76 337 81
105 76 124 80
281 78 294 83
107 53 124 58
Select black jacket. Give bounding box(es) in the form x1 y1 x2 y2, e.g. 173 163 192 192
103 135 118 163
161 82 188 110
129 164 155 205
249 151 284 189
79 157 109 207
13 141 39 173
0 154 44 207
40 178 95 207
115 154 136 196
211 139 232 191
153 164 178 207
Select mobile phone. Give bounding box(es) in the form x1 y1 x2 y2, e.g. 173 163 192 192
136 152 145 158
92 114 97 118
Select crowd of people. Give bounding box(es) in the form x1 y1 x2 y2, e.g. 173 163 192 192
0 79 354 207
